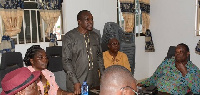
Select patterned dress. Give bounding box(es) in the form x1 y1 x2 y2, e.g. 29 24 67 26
44 81 50 95
140 58 200 94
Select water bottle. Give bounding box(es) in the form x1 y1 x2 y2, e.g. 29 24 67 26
81 81 88 95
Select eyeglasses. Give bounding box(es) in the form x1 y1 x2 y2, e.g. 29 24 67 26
110 42 120 46
120 86 138 95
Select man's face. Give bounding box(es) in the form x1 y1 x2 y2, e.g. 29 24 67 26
78 12 93 31
108 38 120 53
15 81 40 95
24 82 40 95
175 45 189 62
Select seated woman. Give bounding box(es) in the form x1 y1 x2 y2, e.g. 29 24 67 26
103 38 131 71
24 45 74 95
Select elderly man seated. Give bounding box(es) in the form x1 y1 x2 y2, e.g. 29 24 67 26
100 65 137 95
137 43 200 95
103 38 131 71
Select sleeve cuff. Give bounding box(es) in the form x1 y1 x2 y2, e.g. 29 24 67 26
67 71 79 84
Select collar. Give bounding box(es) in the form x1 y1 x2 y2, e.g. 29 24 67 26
105 51 120 60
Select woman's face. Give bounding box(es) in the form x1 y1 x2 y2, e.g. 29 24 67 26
30 49 48 71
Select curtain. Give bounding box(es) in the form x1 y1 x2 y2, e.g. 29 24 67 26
40 10 60 40
140 0 155 52
195 0 200 55
0 0 24 53
140 0 150 34
0 9 24 37
38 0 62 46
120 0 135 33
0 0 24 37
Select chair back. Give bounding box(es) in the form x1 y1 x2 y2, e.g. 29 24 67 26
0 52 23 87
46 46 63 72
165 46 176 60
46 46 66 90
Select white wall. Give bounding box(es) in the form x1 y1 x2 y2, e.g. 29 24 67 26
62 0 117 34
148 0 200 75
134 37 149 80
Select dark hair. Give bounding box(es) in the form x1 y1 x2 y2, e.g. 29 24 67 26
77 10 91 21
178 43 189 52
23 45 43 66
